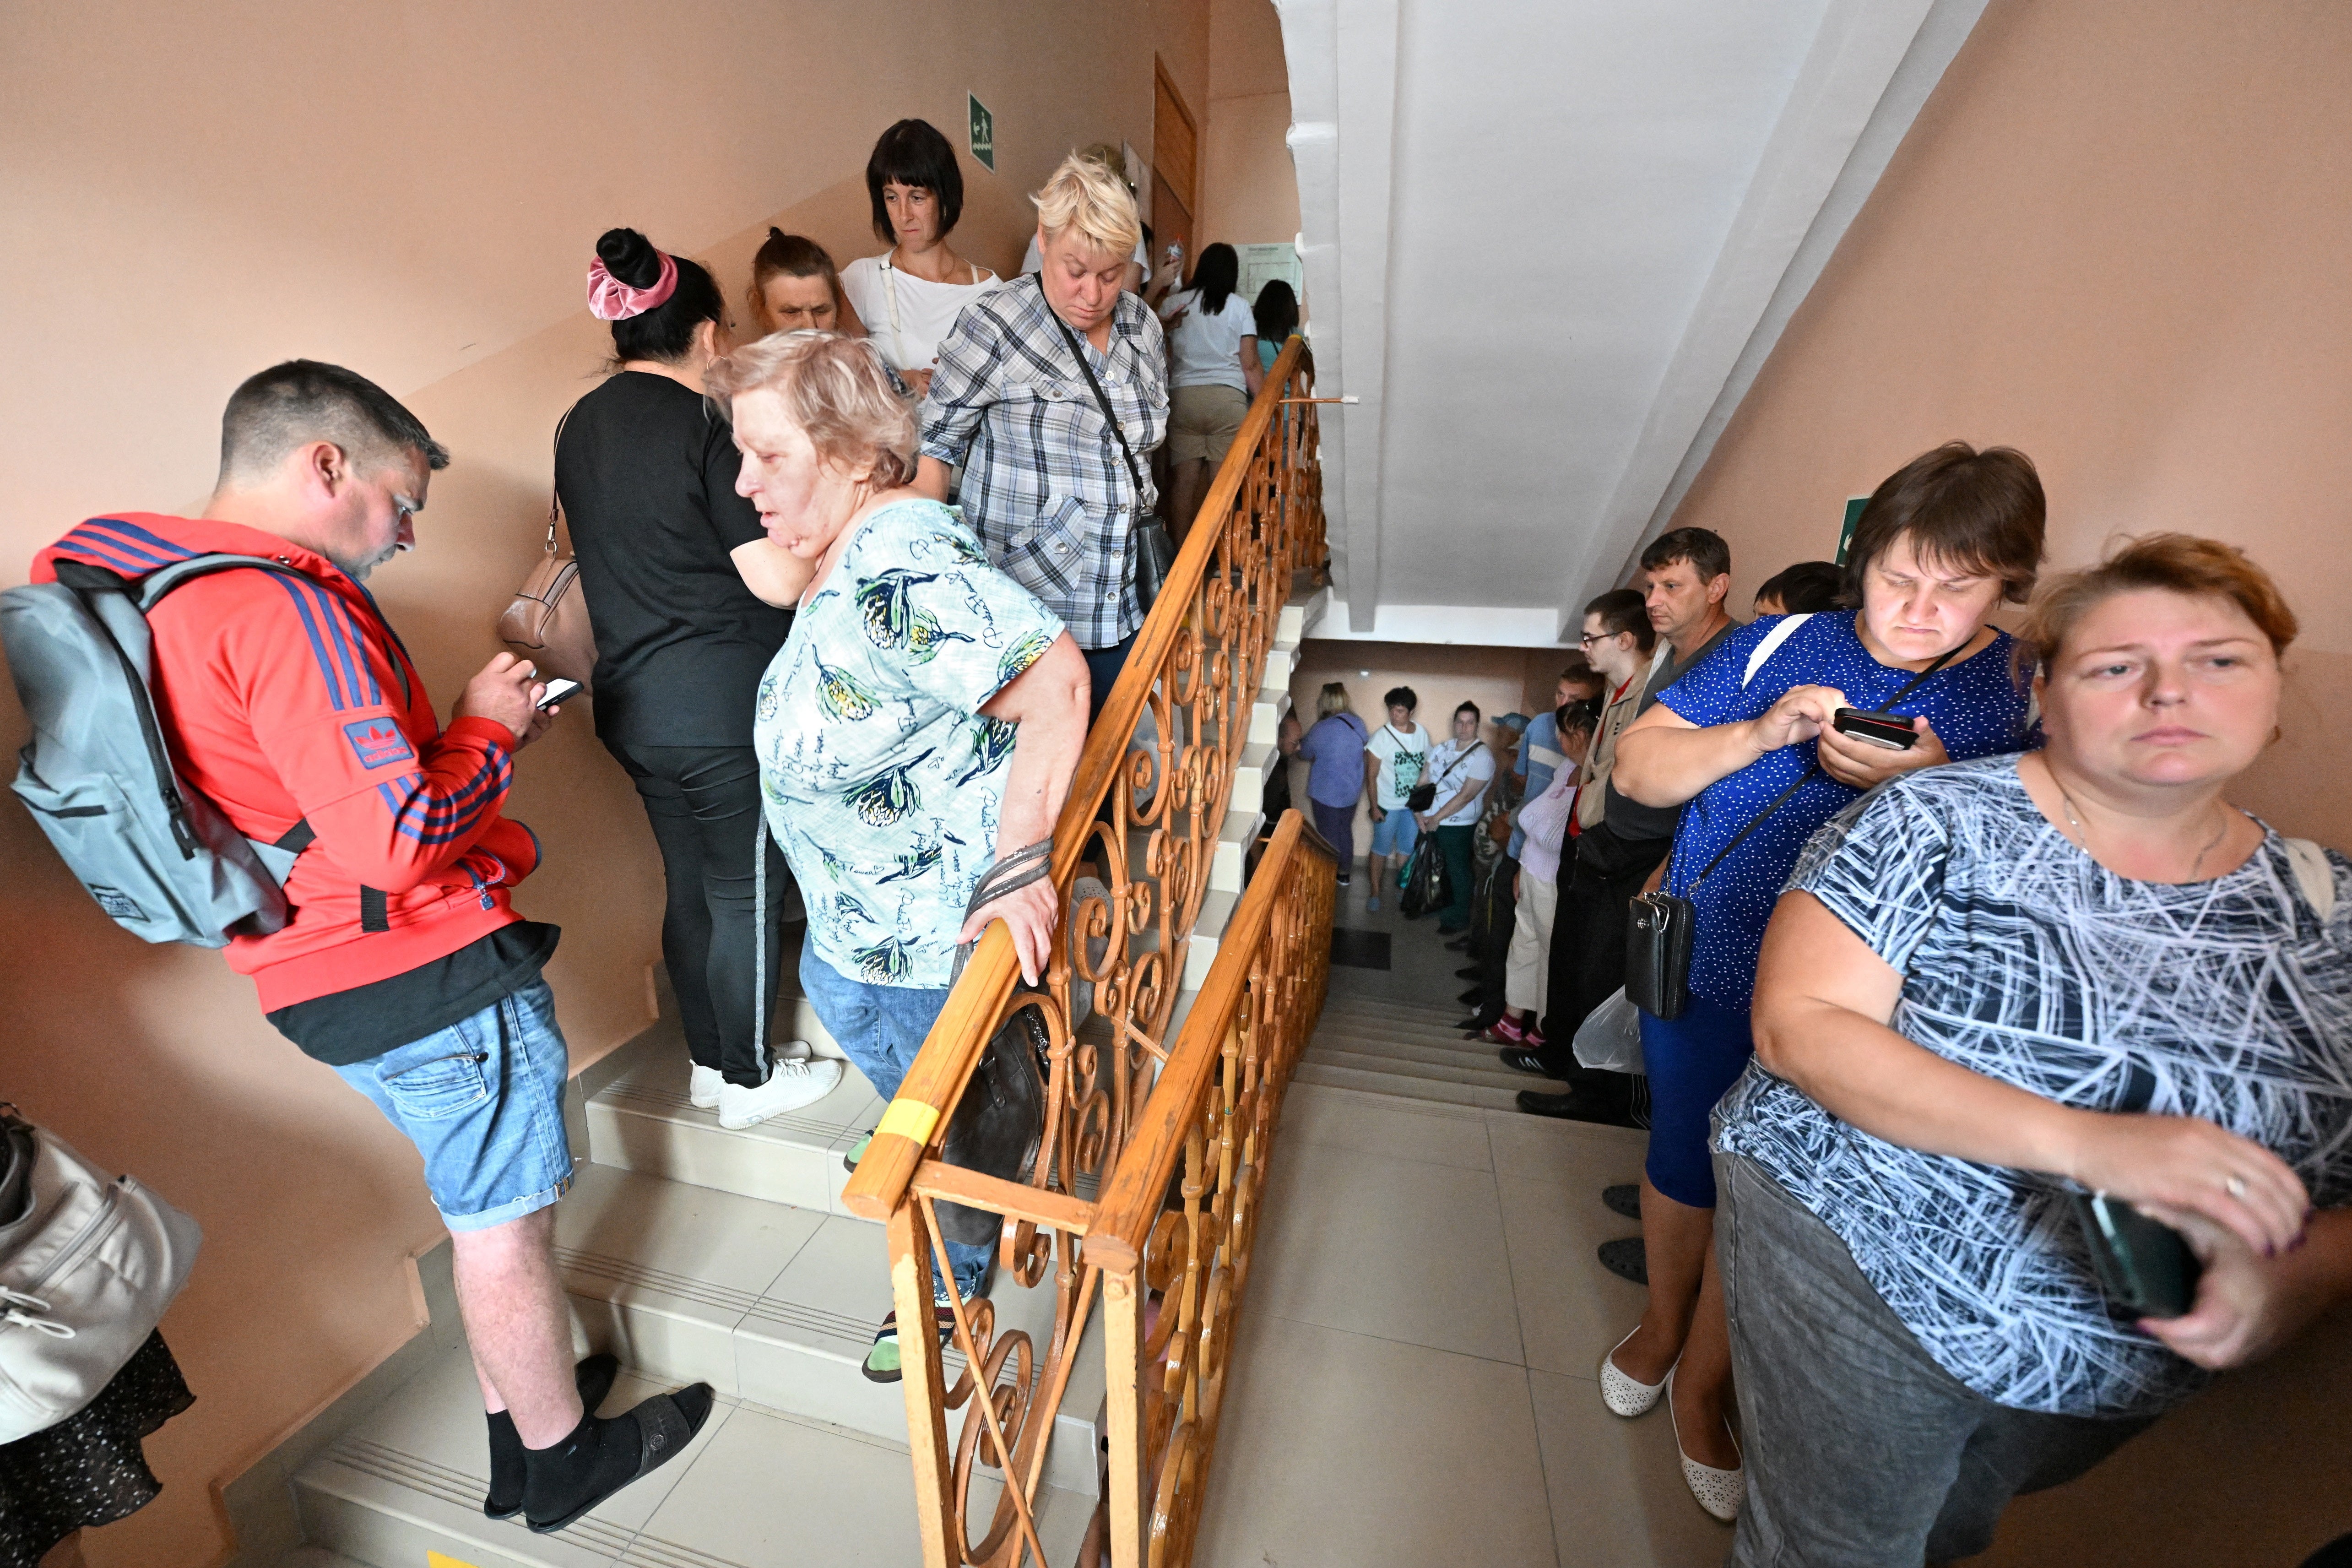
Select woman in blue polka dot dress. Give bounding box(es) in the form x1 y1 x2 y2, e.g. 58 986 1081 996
1597 444 2048 1520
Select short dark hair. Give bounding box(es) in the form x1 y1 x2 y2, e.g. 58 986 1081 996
1640 526 1731 585
1454 700 1480 722
749 228 844 321
1382 686 1418 712
596 228 727 366
1192 242 1241 317
866 119 964 244
1845 443 2045 606
1557 697 1601 738
218 360 448 487
1253 279 1300 344
1754 560 1844 615
1583 587 1656 653
1555 652 1600 694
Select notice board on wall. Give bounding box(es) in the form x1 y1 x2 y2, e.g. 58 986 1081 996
1236 243 1303 310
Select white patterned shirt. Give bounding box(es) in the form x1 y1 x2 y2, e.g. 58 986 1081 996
754 500 1062 989
917 275 1167 650
1715 756 2352 1417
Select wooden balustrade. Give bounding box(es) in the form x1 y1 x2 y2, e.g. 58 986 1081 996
839 336 1336 1567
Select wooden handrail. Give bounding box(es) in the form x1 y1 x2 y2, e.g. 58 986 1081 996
842 334 1311 1222
1086 813 1331 1273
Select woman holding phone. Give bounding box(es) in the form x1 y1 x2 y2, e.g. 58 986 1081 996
1719 534 2352 1563
1597 443 2046 1519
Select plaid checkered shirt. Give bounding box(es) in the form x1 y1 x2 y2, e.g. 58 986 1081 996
918 275 1168 649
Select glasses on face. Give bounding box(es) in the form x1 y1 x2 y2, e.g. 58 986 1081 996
1577 631 1606 647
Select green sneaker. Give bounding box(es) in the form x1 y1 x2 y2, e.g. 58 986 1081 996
861 1306 955 1384
842 1131 872 1175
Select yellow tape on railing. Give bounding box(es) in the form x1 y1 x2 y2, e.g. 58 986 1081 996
875 1097 942 1147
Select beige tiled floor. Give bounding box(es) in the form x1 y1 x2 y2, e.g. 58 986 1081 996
1196 1074 1738 1568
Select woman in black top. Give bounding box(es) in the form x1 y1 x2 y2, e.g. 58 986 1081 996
556 228 835 1128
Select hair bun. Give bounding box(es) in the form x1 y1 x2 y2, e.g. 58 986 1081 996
595 227 664 291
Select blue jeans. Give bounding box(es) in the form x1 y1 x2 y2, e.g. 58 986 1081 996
332 981 574 1232
1368 807 1418 859
799 946 992 1301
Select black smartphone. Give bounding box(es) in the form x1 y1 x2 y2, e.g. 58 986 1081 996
2070 1191 2202 1318
1831 707 1918 750
535 677 582 711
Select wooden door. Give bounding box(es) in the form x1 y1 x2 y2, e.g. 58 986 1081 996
1152 57 1198 273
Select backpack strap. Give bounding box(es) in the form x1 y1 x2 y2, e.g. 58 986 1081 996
2284 838 2336 922
1742 613 1814 688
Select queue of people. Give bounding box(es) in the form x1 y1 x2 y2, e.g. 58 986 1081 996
1315 443 2349 1553
3 124 1293 1555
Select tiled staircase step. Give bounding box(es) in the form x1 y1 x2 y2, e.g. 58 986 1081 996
585 1043 879 1217
1319 990 1476 1023
557 1162 1106 1499
1307 1028 1511 1073
293 1340 1096 1568
1290 1060 1525 1112
1301 1044 1538 1096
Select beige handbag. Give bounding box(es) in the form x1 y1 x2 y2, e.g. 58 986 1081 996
497 408 598 689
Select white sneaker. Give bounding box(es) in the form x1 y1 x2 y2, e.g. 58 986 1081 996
689 1065 723 1110
718 1056 844 1129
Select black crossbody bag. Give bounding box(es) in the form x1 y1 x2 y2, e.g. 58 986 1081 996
1624 649 1955 1020
1051 312 1178 612
1406 739 1482 815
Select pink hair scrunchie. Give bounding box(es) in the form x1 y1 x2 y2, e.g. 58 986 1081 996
586 249 678 321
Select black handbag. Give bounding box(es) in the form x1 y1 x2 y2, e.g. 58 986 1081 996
1624 649 1956 1020
937 839 1055 1248
1398 834 1449 920
1052 313 1177 613
1404 739 1481 816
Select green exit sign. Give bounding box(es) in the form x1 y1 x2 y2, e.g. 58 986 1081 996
1836 495 1870 565
968 92 995 172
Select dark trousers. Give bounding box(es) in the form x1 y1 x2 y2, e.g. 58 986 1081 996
1309 799 1356 877
1536 822 1670 1074
1082 634 1137 727
1464 853 1517 1022
1434 824 1476 929
606 741 790 1087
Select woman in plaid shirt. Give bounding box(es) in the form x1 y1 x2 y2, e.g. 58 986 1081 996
915 153 1169 717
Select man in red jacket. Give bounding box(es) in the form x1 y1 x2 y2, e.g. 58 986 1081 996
34 362 708 1531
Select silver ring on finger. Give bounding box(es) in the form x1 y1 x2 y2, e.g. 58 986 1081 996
2225 1174 2248 1199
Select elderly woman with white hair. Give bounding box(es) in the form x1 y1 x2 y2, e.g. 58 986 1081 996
708 331 1090 1380
916 152 1170 715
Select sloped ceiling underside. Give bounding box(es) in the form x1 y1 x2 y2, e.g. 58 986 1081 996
1277 0 1989 642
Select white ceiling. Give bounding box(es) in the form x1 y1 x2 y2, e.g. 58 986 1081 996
1275 0 1990 642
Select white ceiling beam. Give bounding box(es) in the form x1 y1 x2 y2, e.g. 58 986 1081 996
1561 0 1982 632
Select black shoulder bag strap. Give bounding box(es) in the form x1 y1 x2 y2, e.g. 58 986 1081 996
1051 312 1146 503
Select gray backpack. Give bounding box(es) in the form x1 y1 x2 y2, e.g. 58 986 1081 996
0 556 315 948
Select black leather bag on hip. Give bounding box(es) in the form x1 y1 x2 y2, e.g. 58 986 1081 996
936 840 1055 1248
1052 314 1177 614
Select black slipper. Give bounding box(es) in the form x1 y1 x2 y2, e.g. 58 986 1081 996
1598 1237 1648 1286
482 1353 623 1519
525 1384 715 1535
1601 1184 1642 1221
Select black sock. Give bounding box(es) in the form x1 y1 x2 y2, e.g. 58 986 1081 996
483 1409 524 1515
522 1410 630 1523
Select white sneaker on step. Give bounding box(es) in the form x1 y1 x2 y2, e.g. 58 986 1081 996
1665 1366 1744 1522
718 1056 844 1129
1599 1328 1667 1417
689 1065 722 1110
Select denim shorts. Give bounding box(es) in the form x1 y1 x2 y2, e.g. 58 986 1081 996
333 980 574 1232
1368 808 1419 858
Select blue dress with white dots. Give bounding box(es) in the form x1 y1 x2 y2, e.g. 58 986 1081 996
1655 611 2035 1012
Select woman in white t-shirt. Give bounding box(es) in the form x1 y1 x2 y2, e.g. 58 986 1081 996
1360 686 1430 912
1417 702 1498 934
1156 243 1265 542
838 119 999 398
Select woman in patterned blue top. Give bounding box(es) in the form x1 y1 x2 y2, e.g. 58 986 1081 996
1721 535 2352 1564
710 331 1089 1375
1602 444 2046 1519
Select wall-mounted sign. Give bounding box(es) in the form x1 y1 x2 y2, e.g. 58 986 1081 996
1836 495 1870 565
968 92 995 172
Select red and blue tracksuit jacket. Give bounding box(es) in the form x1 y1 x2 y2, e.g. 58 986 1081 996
32 514 540 1011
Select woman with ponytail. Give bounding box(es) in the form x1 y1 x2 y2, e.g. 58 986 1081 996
1156 242 1263 542
556 227 843 1130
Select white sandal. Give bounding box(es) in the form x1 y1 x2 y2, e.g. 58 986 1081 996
1665 1366 1744 1522
1598 1328 1667 1418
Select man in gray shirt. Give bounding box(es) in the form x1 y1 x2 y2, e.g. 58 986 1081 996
1517 527 1742 1117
